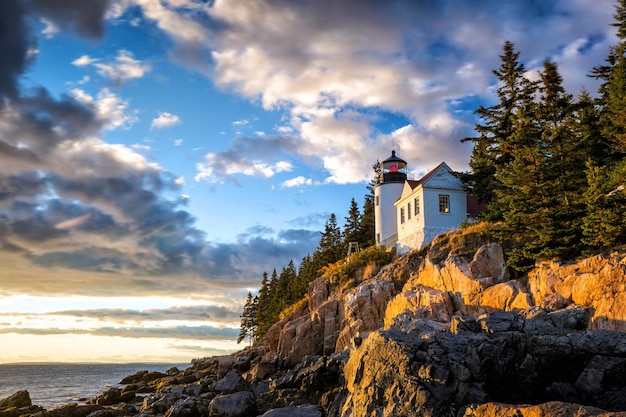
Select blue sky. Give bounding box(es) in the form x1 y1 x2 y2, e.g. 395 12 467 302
0 0 617 363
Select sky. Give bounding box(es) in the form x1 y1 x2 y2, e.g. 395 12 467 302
0 0 618 364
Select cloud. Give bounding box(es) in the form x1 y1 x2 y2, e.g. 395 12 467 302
151 111 182 129
0 325 239 340
281 176 319 188
72 55 98 67
194 135 297 183
126 0 610 184
48 304 242 323
72 88 139 130
93 50 151 84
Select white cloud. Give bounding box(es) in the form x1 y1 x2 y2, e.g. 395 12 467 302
40 18 59 38
175 176 186 185
195 153 293 182
93 50 151 84
173 138 183 146
151 111 181 129
281 176 318 188
71 88 139 130
72 55 98 67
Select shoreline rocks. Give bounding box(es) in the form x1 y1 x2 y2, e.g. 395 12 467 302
3 243 626 417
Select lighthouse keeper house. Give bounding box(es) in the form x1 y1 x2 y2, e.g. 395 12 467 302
374 151 470 253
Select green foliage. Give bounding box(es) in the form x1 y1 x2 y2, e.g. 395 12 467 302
463 24 626 269
237 291 258 345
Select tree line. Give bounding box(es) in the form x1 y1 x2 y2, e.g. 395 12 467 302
461 2 626 269
237 194 376 344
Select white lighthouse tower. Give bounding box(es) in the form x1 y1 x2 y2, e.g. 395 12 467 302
374 150 407 249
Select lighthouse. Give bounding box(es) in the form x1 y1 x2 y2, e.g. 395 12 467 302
374 150 407 249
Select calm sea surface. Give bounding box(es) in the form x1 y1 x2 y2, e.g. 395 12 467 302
0 363 189 410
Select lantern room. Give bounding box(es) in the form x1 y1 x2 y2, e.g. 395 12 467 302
382 150 407 183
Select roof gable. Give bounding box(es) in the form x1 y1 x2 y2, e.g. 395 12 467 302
419 162 464 190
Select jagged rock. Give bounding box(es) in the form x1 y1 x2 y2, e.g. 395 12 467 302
163 398 202 417
258 405 323 417
308 277 331 312
119 370 166 385
44 404 104 417
462 401 626 416
88 388 135 405
0 391 31 409
468 242 509 282
384 284 454 328
334 279 397 351
476 280 533 313
211 369 244 393
208 391 256 417
340 310 626 416
528 255 626 331
140 393 179 414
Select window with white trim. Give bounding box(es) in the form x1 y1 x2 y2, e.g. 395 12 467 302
400 207 405 223
439 194 450 213
414 197 419 215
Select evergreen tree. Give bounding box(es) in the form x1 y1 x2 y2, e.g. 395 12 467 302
582 161 626 250
315 213 344 266
237 291 258 345
255 272 272 339
343 198 362 246
532 60 584 260
462 41 537 220
599 0 626 155
583 0 626 250
280 259 298 306
359 193 376 248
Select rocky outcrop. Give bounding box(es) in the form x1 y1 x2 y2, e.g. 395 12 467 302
341 310 626 416
4 241 626 417
529 254 626 331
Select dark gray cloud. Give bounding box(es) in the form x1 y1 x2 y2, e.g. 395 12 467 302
27 0 112 39
0 325 239 340
48 305 241 323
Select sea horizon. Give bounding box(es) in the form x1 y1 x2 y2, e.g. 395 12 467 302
0 362 190 410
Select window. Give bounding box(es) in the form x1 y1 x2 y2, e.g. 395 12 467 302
376 233 380 244
407 203 411 220
439 194 450 213
414 197 419 215
375 196 379 206
400 207 405 224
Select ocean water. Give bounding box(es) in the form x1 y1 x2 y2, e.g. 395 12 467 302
0 363 189 410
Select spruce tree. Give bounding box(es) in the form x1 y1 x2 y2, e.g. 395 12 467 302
583 0 626 250
255 272 272 339
315 213 344 266
462 41 537 220
343 198 362 246
237 291 258 345
359 194 376 248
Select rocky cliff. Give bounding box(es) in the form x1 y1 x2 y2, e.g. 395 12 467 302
4 234 626 417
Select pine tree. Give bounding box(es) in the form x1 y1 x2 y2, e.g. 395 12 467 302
255 272 272 339
599 0 626 155
359 193 376 248
343 198 362 247
583 0 626 250
532 60 584 260
462 41 537 220
315 213 344 266
582 161 626 250
237 291 258 345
